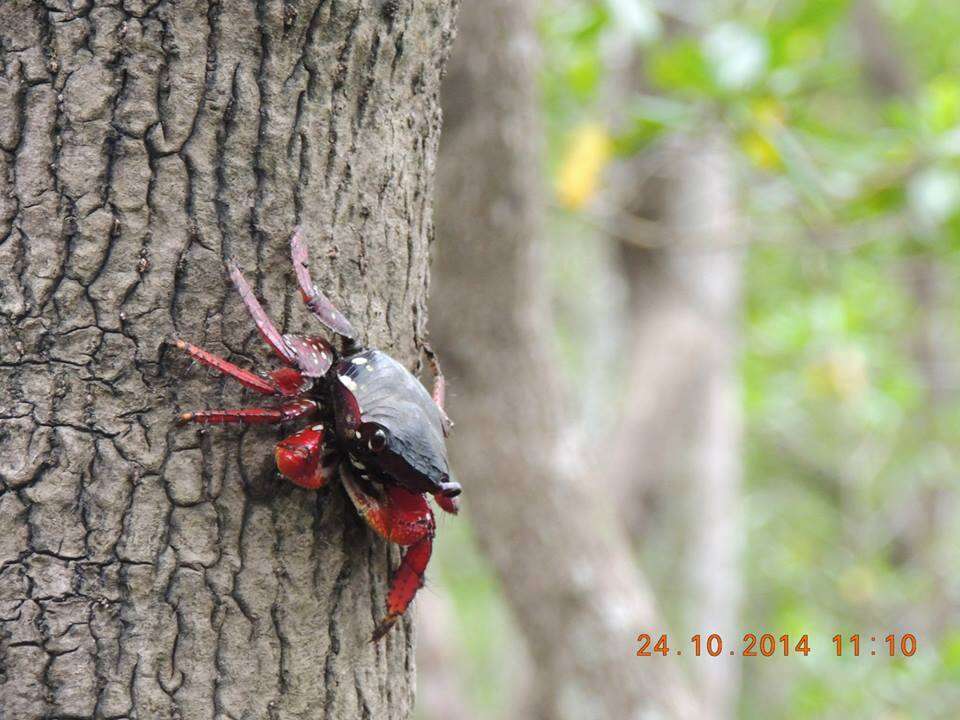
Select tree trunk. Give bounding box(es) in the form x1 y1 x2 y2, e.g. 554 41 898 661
432 1 700 718
609 134 744 719
0 1 456 718
852 0 958 641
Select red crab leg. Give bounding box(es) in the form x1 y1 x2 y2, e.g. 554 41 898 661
269 366 309 396
172 339 279 395
179 399 317 425
275 425 338 489
422 344 458 514
341 469 435 641
282 334 334 378
228 260 297 365
374 535 432 642
290 227 356 338
423 343 447 414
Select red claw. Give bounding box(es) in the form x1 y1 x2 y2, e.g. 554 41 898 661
341 469 436 640
275 425 337 489
434 492 459 515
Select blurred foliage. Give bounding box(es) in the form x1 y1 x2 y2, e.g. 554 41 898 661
555 123 614 209
433 1 959 718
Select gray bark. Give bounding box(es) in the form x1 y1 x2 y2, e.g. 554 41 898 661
0 1 456 718
432 1 700 718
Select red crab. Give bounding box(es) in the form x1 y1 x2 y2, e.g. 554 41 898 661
174 228 460 641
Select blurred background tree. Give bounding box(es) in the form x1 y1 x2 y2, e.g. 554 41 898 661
419 0 960 718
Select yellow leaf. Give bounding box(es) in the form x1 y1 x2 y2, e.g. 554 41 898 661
740 129 782 170
739 98 786 170
555 124 613 210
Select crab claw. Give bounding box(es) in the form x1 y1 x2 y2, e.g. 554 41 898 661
434 492 460 515
341 465 436 641
432 474 460 514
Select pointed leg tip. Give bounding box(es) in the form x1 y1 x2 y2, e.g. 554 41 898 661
226 259 245 282
370 614 399 643
178 412 193 424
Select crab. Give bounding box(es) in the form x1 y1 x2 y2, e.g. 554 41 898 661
173 228 460 642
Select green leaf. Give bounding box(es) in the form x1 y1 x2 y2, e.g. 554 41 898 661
647 38 714 94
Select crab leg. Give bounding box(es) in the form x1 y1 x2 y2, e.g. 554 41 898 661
227 260 298 365
179 399 317 425
423 343 447 413
275 425 338 489
341 468 435 641
171 339 280 395
422 344 458 514
290 227 356 339
374 535 432 642
268 366 309 396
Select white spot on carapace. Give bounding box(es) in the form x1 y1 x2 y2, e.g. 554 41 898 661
352 357 368 365
338 374 358 392
355 430 362 439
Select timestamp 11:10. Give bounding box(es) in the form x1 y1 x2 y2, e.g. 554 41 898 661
833 634 917 657
636 633 918 657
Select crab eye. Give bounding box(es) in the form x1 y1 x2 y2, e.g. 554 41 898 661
368 428 387 453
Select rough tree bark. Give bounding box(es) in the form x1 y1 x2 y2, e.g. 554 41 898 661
0 1 456 718
431 1 700 718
